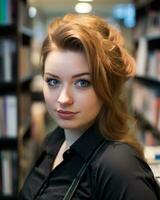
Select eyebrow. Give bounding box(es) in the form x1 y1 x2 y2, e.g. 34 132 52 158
44 72 90 78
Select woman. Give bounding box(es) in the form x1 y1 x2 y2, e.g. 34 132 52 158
20 14 160 199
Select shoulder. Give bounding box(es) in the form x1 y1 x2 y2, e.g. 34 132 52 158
90 141 159 199
93 140 146 173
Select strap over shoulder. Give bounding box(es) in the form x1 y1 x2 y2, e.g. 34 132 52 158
63 141 106 200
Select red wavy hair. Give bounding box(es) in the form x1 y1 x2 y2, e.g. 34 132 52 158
41 14 144 159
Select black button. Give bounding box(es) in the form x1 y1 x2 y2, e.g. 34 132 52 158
66 150 70 154
63 149 74 160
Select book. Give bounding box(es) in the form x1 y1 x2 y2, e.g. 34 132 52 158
0 151 18 195
12 151 18 194
0 95 17 138
0 98 4 137
1 151 12 195
158 106 160 132
147 50 160 80
0 152 2 194
136 37 148 76
156 50 160 80
0 0 12 25
3 39 12 81
5 96 17 138
0 39 16 82
0 40 5 81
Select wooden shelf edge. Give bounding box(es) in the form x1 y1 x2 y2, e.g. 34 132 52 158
0 138 18 150
0 24 17 35
0 195 18 200
135 76 160 86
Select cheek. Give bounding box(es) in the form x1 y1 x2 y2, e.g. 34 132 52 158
78 90 102 112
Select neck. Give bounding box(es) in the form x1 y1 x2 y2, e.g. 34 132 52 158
64 127 88 147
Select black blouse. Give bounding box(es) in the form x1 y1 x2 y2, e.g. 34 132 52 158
20 125 160 200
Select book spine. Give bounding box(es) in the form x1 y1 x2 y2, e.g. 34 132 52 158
5 96 17 138
0 98 4 138
1 0 5 24
136 37 148 76
0 40 4 81
0 0 12 25
12 151 18 194
0 152 2 194
0 0 3 24
3 40 12 82
1 151 12 195
6 0 12 24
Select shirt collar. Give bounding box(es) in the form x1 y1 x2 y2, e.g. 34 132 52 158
43 123 105 162
42 127 65 156
71 123 105 161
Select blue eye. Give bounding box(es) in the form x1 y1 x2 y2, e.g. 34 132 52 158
75 80 90 88
46 78 60 87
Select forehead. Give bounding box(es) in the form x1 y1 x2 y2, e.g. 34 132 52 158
44 50 89 74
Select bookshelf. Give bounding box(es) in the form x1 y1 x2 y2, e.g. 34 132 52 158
132 0 160 165
131 0 160 180
0 0 33 198
132 0 160 137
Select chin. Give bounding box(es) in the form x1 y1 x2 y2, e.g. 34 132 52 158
55 119 73 127
56 119 80 128
58 123 79 130
57 119 93 131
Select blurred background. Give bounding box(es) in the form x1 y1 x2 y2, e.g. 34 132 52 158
0 0 160 199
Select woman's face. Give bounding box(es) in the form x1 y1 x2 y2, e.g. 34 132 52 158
43 49 102 131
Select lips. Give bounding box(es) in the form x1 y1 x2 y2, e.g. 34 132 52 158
58 110 76 114
57 110 78 119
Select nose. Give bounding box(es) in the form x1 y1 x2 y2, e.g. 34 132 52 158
57 86 73 106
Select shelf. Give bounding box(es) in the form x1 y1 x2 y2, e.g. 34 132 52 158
133 0 160 144
0 82 17 94
0 0 33 195
135 76 160 87
0 25 17 36
0 25 32 43
0 138 18 150
0 195 18 200
0 76 33 94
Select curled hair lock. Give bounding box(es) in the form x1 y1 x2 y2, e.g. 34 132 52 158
41 14 144 159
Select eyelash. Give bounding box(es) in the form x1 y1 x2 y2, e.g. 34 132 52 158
45 78 60 87
75 79 90 88
45 78 91 88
